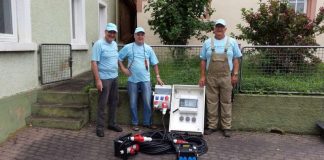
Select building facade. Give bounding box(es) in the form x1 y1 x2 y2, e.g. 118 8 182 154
136 0 324 46
0 0 117 142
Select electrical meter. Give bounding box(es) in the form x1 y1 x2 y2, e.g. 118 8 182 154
179 98 198 114
153 85 172 115
169 85 205 134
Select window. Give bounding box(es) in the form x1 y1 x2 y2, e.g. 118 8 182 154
0 0 17 42
70 0 87 49
289 0 307 13
287 0 317 19
98 1 107 38
0 0 35 51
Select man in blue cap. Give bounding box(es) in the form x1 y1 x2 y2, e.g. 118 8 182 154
91 23 123 137
118 27 164 131
199 19 242 137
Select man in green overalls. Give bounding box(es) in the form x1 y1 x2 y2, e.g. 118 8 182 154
199 19 242 137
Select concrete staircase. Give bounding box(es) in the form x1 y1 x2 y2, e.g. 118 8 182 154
26 91 89 130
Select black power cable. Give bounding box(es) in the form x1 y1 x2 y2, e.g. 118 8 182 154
114 110 207 159
114 130 208 159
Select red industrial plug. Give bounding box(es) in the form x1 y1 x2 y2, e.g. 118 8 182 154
162 102 168 115
173 139 188 144
153 101 159 109
120 144 139 155
130 134 152 142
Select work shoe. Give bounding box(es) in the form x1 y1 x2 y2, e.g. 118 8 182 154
204 128 217 135
223 129 231 137
143 124 158 129
96 129 104 137
132 125 140 131
108 125 123 132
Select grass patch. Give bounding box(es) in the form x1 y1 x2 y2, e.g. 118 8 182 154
118 58 200 88
240 62 324 94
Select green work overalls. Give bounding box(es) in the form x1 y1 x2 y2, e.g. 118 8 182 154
206 37 233 130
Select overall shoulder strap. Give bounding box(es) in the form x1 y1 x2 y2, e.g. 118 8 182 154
211 37 215 52
224 36 230 53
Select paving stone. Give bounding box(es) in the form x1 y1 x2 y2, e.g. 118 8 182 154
1 126 324 160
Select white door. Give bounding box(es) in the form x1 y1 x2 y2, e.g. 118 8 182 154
98 1 107 38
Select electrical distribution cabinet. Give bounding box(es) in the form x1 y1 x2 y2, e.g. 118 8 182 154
168 85 205 134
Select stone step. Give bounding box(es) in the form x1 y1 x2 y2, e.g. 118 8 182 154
37 91 88 104
32 103 89 119
26 116 87 130
316 121 324 136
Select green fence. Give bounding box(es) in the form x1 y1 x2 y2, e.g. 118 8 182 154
118 45 202 88
240 46 324 95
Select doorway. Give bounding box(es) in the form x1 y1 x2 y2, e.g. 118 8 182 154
118 0 137 44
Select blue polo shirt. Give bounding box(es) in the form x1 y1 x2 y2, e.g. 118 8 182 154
118 43 159 83
91 39 118 79
200 36 242 71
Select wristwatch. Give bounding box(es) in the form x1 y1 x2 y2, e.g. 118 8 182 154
156 75 160 78
233 72 238 76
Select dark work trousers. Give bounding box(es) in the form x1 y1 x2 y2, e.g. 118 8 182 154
96 78 119 130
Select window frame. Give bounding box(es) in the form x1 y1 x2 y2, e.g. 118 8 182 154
98 0 108 39
0 0 18 42
0 0 36 52
287 0 317 20
70 0 87 50
289 0 307 13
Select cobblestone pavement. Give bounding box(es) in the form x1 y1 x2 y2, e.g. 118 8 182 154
1 125 324 160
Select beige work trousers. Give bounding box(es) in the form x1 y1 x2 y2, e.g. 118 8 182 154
206 53 232 130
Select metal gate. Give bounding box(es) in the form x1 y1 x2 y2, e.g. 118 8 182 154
40 44 72 84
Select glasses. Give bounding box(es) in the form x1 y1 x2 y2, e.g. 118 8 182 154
107 31 117 34
215 24 225 28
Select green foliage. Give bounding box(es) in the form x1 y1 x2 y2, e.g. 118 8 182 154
118 57 200 87
235 0 324 45
234 0 324 73
241 61 324 94
83 83 95 93
144 0 214 45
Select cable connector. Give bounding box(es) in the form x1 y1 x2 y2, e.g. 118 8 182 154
162 102 168 115
153 101 159 109
173 139 188 144
120 144 140 155
130 134 152 142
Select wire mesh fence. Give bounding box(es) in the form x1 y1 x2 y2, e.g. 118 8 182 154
240 46 324 95
40 44 72 84
117 45 324 95
118 45 202 88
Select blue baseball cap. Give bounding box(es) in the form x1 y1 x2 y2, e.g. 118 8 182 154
215 19 226 26
106 23 118 32
134 27 145 34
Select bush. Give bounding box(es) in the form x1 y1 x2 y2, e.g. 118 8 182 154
144 0 214 45
234 0 324 73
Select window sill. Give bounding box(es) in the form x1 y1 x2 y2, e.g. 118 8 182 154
0 42 37 52
71 43 89 51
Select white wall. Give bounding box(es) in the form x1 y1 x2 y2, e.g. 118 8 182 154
0 52 38 98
